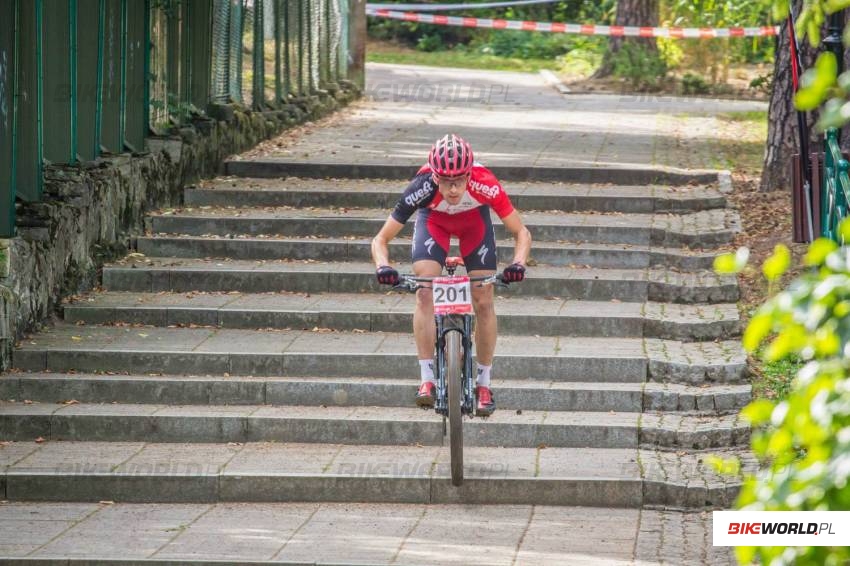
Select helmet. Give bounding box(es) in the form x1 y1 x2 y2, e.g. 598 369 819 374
428 134 474 177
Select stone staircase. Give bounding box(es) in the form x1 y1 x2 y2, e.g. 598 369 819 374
1 170 752 561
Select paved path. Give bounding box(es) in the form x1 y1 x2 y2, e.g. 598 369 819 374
239 63 766 171
0 501 732 565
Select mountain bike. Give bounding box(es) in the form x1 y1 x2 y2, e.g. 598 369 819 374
393 256 509 486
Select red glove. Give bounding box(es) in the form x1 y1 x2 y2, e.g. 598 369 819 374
502 263 526 283
376 265 400 285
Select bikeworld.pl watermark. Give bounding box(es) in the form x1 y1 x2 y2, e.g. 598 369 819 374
366 82 514 104
713 511 850 546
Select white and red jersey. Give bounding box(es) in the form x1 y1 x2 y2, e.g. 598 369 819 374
390 163 514 224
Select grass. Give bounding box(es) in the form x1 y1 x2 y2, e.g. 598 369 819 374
367 40 605 78
751 351 804 401
367 46 557 73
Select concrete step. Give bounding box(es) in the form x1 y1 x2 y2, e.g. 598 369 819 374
0 501 737 564
11 324 748 384
0 440 752 508
102 258 740 304
148 206 737 250
0 401 748 449
220 162 720 191
136 235 722 270
61 291 742 341
1 373 752 414
187 177 727 213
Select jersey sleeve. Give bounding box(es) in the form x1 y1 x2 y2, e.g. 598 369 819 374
390 173 437 224
474 168 514 218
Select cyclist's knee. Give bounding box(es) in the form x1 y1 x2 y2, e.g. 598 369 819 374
472 291 495 314
416 287 434 309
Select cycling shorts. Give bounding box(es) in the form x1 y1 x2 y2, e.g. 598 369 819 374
411 207 497 271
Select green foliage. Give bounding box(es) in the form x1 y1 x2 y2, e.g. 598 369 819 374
725 218 850 566
417 32 444 52
748 71 774 97
661 0 776 82
778 0 850 131
611 43 668 91
681 72 711 94
474 30 577 59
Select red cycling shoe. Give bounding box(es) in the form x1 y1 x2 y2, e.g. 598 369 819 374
416 381 436 407
475 385 496 416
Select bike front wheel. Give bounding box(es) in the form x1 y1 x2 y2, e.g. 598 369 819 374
446 330 464 486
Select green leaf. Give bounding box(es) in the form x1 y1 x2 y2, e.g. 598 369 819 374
763 244 791 281
840 217 850 242
744 312 772 352
805 238 839 266
713 247 749 274
742 399 776 426
795 53 838 110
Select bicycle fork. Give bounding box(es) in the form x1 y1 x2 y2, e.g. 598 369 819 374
434 313 476 419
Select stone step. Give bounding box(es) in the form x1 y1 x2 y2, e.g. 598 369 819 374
1 373 752 414
102 258 740 304
0 402 748 449
0 440 751 508
11 324 748 384
136 235 720 270
148 207 737 250
222 161 720 188
0 501 736 564
62 291 741 341
187 177 727 214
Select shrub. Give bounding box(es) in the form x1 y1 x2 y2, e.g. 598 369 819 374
611 43 668 91
714 225 850 566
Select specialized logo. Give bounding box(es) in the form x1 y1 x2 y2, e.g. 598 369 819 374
404 181 433 207
425 237 436 255
477 244 489 263
469 179 501 199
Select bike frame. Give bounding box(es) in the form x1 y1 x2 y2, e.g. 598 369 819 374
394 269 506 419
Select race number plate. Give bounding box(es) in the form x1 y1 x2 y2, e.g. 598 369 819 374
432 276 473 315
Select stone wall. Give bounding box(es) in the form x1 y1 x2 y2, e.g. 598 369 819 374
0 85 360 370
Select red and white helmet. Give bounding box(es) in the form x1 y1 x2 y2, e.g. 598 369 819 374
428 134 474 177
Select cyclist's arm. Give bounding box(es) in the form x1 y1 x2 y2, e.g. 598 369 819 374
371 217 405 268
501 210 532 266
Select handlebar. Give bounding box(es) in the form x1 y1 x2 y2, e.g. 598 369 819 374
392 273 510 293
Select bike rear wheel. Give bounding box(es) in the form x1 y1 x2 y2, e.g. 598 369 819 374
446 330 464 486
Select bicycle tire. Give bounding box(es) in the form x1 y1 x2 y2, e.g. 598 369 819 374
446 330 464 486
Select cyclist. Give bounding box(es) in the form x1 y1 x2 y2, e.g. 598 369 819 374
371 134 532 416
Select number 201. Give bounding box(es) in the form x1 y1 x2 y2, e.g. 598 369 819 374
434 286 468 303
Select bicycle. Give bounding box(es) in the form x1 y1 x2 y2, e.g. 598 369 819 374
392 256 510 486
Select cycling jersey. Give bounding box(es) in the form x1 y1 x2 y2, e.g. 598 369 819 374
391 163 514 223
391 163 514 271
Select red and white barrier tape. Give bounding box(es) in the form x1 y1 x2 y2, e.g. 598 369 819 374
367 9 780 39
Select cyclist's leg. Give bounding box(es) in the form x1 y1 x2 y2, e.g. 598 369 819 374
459 208 498 367
412 210 448 363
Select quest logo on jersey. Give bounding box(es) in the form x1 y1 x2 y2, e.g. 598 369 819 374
404 181 433 207
469 179 500 199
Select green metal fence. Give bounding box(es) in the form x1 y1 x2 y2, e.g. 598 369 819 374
0 0 352 238
822 128 850 244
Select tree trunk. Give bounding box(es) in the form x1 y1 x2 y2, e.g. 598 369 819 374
760 6 850 192
594 0 659 78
